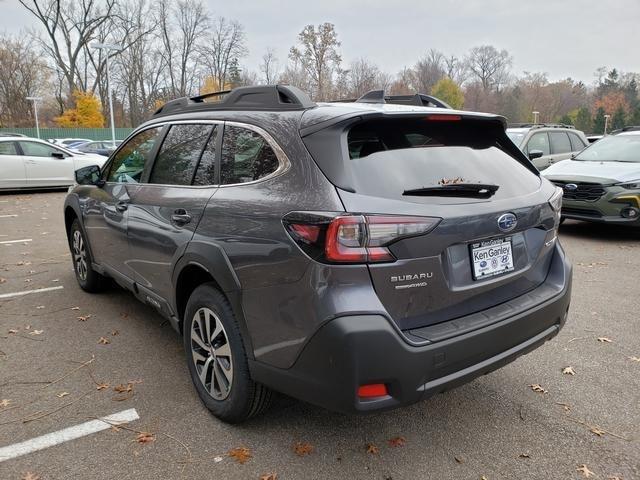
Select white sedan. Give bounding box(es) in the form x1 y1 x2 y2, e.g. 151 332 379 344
0 137 107 190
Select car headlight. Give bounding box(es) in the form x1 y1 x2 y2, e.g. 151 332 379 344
615 180 640 190
549 187 563 213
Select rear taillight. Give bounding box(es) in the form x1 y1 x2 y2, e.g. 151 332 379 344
283 212 440 264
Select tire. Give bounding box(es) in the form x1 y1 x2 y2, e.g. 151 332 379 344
559 216 566 225
183 284 272 423
69 218 109 293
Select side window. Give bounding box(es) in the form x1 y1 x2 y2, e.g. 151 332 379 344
149 124 212 185
220 125 279 185
0 142 18 155
106 127 162 184
569 133 586 151
193 127 219 186
549 132 572 154
526 133 550 156
19 141 63 157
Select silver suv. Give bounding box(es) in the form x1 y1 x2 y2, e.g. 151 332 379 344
507 124 589 170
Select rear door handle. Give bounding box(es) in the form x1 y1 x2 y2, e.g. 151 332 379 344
171 209 192 226
115 201 128 212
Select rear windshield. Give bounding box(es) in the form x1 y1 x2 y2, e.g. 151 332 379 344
344 118 540 201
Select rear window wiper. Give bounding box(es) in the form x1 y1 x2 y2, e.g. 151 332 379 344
403 183 499 198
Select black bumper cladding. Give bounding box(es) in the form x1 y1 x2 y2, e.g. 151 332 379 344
251 244 572 414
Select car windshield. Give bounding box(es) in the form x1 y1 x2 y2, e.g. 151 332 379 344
506 131 525 145
574 134 640 163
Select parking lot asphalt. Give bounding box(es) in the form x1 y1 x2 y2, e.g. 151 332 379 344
0 191 638 480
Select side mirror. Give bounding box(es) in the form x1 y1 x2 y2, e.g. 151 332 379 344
528 150 544 160
51 152 66 159
75 165 104 186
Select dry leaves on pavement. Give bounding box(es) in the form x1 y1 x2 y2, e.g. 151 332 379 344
77 315 91 322
388 436 407 447
135 432 155 444
597 337 613 343
529 384 548 394
56 392 69 398
21 472 40 480
293 442 313 456
562 366 576 375
0 399 11 408
228 446 252 464
260 474 277 480
113 383 133 394
29 330 44 335
366 443 379 455
577 464 596 478
629 356 640 362
97 336 110 345
96 382 109 391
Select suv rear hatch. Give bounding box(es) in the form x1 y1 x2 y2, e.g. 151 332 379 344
302 112 560 332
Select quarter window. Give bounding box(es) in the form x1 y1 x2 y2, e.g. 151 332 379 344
526 132 550 156
0 142 18 155
220 126 279 185
106 127 162 183
150 124 213 185
193 127 219 186
549 132 572 154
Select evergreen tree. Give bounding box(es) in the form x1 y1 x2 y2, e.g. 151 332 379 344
228 58 242 87
592 107 606 134
611 106 627 130
575 107 592 133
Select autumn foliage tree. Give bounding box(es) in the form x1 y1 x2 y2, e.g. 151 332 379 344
55 91 105 127
431 77 464 109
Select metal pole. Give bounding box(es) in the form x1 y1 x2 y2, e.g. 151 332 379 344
105 52 116 146
33 100 40 139
604 114 610 135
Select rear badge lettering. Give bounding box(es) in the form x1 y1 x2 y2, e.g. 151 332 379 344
390 272 432 290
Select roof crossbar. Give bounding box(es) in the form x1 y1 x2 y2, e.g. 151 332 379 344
153 85 316 117
335 89 452 109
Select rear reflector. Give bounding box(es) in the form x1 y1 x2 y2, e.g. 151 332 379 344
358 383 388 398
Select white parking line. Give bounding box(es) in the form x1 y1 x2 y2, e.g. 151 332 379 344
0 286 64 299
0 239 32 245
0 408 140 462
0 214 18 218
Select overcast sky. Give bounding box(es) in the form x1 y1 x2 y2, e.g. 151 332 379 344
3 0 639 83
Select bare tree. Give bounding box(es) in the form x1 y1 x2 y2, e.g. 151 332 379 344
289 23 342 100
279 57 312 93
389 67 415 95
18 0 116 99
0 34 49 126
412 49 446 93
344 58 388 98
444 54 468 85
201 17 247 90
465 45 512 92
260 48 280 85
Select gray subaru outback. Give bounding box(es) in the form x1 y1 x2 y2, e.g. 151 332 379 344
64 85 572 423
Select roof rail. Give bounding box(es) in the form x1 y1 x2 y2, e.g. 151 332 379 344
610 125 640 134
153 85 316 117
332 89 452 109
508 123 575 130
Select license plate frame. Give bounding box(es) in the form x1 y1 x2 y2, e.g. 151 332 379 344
469 237 515 280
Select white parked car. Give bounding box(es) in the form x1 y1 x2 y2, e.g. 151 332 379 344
0 137 107 190
48 138 93 147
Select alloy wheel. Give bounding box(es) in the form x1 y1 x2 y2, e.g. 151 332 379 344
190 307 234 400
72 229 88 281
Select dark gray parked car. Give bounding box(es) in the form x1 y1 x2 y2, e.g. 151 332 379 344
64 85 572 423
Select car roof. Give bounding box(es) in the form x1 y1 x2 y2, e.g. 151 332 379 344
615 130 640 136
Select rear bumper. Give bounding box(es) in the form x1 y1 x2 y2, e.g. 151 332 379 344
250 244 572 414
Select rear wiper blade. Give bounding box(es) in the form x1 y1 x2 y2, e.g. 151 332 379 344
403 183 500 198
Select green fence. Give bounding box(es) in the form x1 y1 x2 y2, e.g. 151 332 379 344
0 127 134 141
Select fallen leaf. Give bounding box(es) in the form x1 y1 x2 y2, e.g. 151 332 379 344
21 472 40 480
590 427 606 437
8 329 18 334
366 443 379 455
388 436 407 447
24 278 32 283
96 382 109 391
29 330 44 335
577 464 595 478
556 402 571 412
213 456 223 463
135 432 155 444
56 392 70 398
97 336 110 345
562 366 576 375
597 337 612 343
0 277 6 284
111 329 119 336
629 356 640 362
120 312 129 319
606 476 623 480
114 383 133 394
293 442 313 456
0 399 11 408
260 474 277 480
454 456 464 463
529 384 547 394
36 306 45 309
110 425 121 432
78 315 91 322
228 446 251 464
71 306 80 310
481 476 489 480
519 453 531 458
